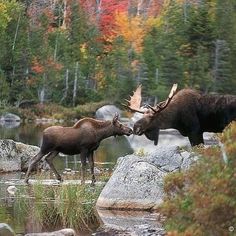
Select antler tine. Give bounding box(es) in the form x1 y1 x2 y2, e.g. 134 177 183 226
154 84 178 113
123 85 145 114
145 104 157 113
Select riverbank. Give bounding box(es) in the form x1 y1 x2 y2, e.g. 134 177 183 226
0 101 110 123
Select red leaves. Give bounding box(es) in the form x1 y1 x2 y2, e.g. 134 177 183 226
31 57 63 75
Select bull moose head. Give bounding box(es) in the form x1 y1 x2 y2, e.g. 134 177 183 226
125 84 178 145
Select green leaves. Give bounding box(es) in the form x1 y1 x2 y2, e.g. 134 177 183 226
160 122 236 235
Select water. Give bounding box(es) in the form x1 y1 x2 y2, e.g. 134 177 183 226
0 123 133 235
0 122 216 235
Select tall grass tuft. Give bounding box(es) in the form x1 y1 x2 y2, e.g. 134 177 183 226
15 183 103 232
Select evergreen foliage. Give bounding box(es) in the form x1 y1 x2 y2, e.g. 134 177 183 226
0 0 235 107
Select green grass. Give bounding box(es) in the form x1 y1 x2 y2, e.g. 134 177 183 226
14 182 104 232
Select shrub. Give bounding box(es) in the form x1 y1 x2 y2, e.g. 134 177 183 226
160 122 236 236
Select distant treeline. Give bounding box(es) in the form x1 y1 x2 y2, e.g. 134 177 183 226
0 0 235 107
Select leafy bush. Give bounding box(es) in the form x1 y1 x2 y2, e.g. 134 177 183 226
160 122 236 236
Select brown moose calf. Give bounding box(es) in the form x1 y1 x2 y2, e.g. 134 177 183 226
24 114 132 184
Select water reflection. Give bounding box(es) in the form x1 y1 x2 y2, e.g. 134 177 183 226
0 123 134 235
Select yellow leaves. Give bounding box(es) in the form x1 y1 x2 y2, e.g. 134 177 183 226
0 2 11 30
0 0 21 31
113 12 149 53
146 16 162 28
113 12 144 53
80 43 88 59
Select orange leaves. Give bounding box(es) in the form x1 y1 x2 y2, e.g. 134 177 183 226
31 58 44 74
113 12 157 53
113 12 146 53
31 57 63 75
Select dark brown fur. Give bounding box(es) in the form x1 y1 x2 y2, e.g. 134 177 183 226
25 114 132 184
133 89 236 146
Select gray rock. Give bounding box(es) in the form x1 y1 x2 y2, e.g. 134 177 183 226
96 146 196 210
0 113 20 122
0 113 21 128
0 223 15 236
95 105 121 120
95 209 165 236
0 139 47 172
25 228 76 236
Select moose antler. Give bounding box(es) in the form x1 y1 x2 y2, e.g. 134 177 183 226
124 84 178 114
153 83 178 112
124 85 145 114
140 84 178 113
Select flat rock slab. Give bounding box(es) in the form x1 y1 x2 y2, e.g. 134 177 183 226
95 209 165 236
2 179 104 186
25 228 76 236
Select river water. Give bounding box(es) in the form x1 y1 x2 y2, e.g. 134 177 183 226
0 122 134 235
0 122 216 235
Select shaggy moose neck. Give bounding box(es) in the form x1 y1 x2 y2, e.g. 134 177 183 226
154 108 175 129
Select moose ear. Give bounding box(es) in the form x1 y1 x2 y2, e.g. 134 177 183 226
112 113 119 124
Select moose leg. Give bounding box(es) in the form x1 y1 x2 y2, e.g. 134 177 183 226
24 151 45 184
88 152 96 186
80 151 87 184
45 151 61 181
188 132 204 146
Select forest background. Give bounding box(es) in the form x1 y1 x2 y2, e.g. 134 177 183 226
0 0 236 110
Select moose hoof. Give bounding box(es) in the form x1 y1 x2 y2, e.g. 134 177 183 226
91 179 96 187
57 176 63 182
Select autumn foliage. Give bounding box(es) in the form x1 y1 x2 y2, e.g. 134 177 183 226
160 122 236 236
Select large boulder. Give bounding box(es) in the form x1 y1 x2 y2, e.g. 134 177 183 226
0 139 46 172
96 146 197 211
0 113 20 122
0 223 15 236
0 113 21 128
95 105 121 120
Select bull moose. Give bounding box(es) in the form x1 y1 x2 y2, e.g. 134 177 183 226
24 114 132 184
125 84 236 146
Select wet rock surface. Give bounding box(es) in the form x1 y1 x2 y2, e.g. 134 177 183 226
95 209 165 236
96 146 197 211
0 113 21 128
0 223 15 236
0 139 47 172
25 228 76 236
0 113 20 122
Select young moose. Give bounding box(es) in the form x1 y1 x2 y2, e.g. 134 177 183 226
125 84 236 146
24 114 132 184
